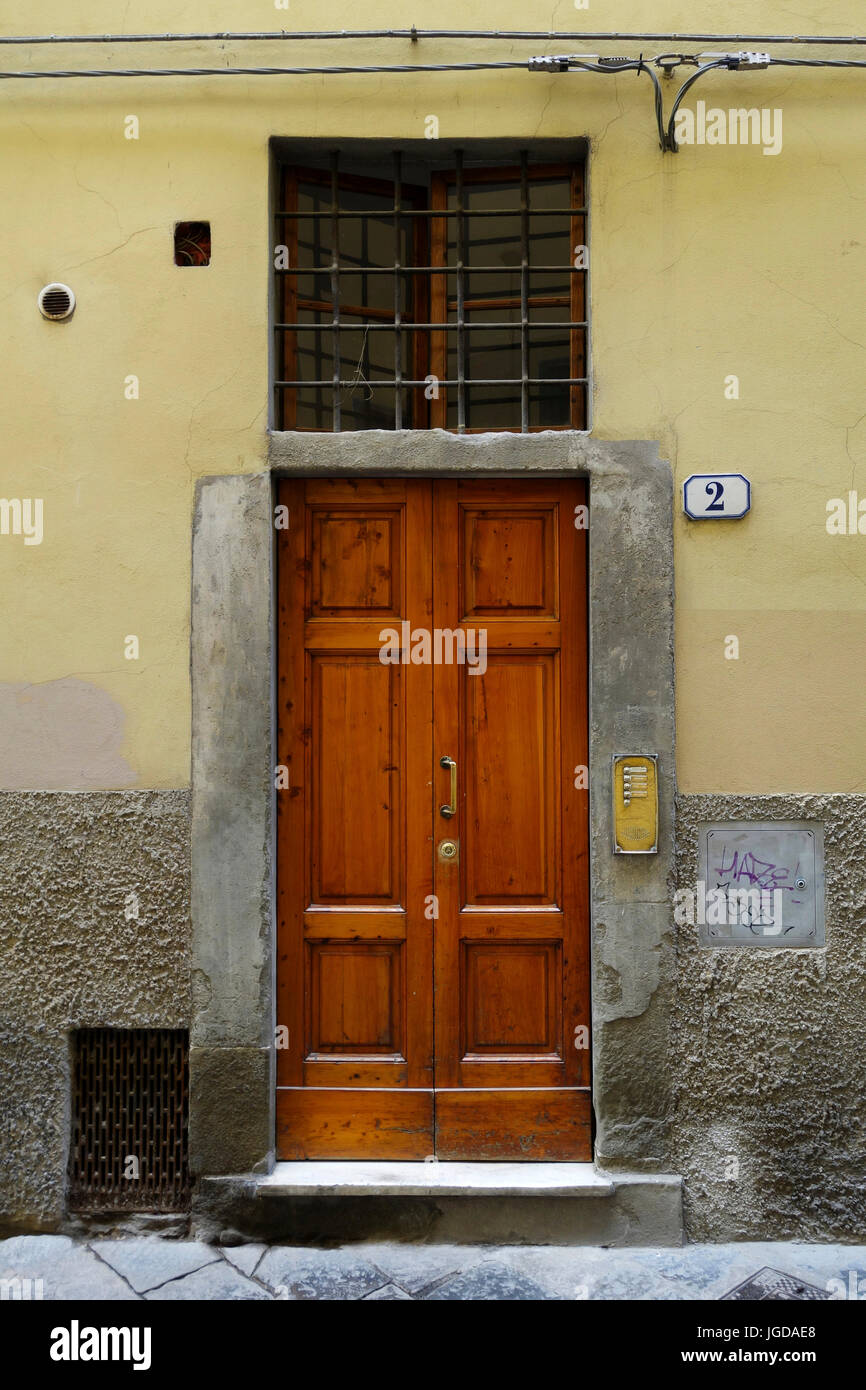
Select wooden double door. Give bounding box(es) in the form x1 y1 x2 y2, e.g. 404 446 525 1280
276 477 591 1160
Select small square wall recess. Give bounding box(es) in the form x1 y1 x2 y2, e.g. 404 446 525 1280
174 221 211 266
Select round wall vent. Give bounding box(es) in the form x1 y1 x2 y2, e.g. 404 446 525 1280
38 283 76 321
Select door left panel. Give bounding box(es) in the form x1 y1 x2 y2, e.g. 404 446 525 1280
276 478 434 1158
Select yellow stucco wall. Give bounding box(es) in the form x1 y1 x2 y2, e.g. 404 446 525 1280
0 3 864 792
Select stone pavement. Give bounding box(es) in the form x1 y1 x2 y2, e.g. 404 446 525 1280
2 1235 865 1300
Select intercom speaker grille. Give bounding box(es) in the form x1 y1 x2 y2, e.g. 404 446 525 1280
68 1028 190 1212
38 283 75 320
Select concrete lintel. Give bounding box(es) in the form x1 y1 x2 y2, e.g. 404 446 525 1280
268 427 658 478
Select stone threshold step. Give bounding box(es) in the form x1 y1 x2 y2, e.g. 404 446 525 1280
255 1161 615 1199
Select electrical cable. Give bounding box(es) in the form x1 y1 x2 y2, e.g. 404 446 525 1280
536 57 667 150
1 30 866 46
0 42 864 157
764 57 866 66
0 56 663 159
0 61 538 78
666 61 730 151
664 54 866 150
0 49 672 147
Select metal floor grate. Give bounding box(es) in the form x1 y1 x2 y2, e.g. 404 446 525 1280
68 1028 190 1212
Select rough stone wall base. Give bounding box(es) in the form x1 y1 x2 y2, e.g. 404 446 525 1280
675 794 866 1244
0 790 191 1232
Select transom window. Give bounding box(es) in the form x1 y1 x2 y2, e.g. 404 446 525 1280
274 151 587 432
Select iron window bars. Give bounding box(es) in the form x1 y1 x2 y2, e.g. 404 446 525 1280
275 151 587 432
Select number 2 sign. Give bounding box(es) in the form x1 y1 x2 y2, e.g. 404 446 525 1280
683 473 751 520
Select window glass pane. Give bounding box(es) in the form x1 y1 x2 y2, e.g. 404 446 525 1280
294 391 330 429
446 313 516 384
339 387 397 430
528 178 571 208
529 385 570 428
526 271 571 297
448 384 520 430
529 329 571 428
529 301 570 322
293 385 414 430
460 270 519 304
295 271 410 316
293 310 327 385
465 214 521 268
529 225 570 265
297 184 412 269
529 330 571 377
447 183 521 270
296 184 331 269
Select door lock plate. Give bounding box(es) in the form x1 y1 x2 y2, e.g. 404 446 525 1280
438 838 459 861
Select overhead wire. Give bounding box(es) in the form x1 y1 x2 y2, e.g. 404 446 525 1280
0 60 541 78
0 35 864 154
1 30 865 45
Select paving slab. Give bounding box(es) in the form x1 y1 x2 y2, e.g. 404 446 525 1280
89 1238 220 1293
424 1260 559 1301
362 1282 414 1300
356 1241 474 1295
221 1242 268 1278
0 1234 138 1300
4 1236 866 1301
145 1259 272 1301
503 1245 678 1300
504 1242 866 1301
256 1246 388 1300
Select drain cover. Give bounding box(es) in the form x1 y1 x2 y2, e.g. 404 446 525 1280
722 1267 831 1301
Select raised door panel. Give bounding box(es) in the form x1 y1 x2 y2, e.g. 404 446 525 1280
310 508 402 618
463 655 558 906
462 940 561 1057
307 942 403 1056
463 508 557 617
310 655 401 904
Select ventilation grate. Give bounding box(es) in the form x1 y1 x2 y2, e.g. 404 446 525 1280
68 1028 190 1212
38 283 76 320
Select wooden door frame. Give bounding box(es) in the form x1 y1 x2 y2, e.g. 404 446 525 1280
188 434 675 1184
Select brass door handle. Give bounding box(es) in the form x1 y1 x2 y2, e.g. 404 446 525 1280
439 755 457 818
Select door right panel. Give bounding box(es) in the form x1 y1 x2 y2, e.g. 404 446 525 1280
432 479 592 1159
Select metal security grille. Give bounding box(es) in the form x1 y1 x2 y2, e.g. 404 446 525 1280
68 1028 190 1212
275 150 587 432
